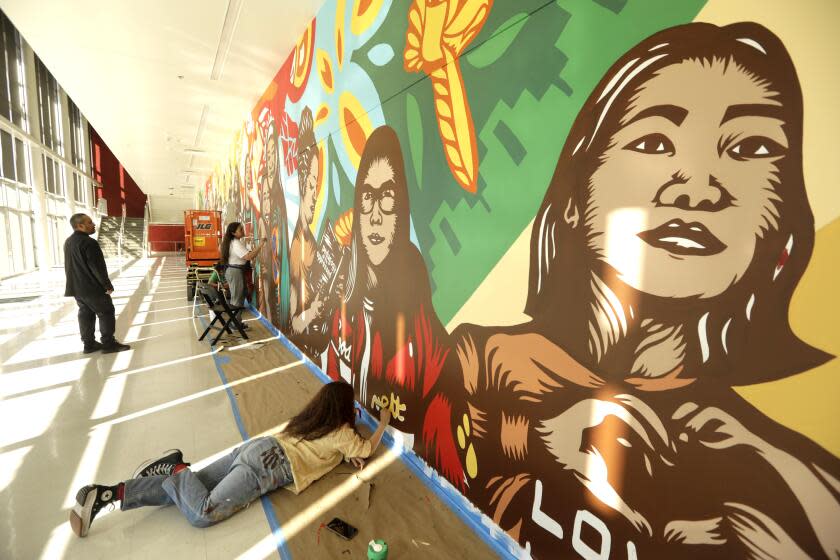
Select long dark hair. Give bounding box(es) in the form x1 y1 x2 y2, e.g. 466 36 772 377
344 126 431 312
283 381 356 441
220 222 241 265
525 22 831 384
340 125 441 370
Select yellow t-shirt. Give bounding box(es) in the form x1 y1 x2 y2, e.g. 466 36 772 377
274 424 373 494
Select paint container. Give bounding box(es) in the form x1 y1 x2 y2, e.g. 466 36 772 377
367 539 388 560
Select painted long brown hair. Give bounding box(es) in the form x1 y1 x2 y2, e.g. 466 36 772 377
344 126 432 315
524 22 831 384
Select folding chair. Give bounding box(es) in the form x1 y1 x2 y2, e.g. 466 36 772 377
197 281 249 345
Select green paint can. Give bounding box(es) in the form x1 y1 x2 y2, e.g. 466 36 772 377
367 539 388 560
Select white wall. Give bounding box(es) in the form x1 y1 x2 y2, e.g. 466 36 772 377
148 194 191 224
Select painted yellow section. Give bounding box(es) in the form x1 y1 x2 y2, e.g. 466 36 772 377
696 0 840 229
316 49 335 95
446 217 531 331
350 0 384 36
736 216 840 456
338 90 374 169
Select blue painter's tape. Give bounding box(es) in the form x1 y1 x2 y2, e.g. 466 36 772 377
247 304 521 560
196 309 291 560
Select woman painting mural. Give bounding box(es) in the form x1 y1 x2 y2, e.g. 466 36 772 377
441 22 839 558
325 126 454 458
289 107 325 354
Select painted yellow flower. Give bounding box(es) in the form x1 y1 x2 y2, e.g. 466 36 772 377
404 0 493 193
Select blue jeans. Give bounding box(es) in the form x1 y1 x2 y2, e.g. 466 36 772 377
121 437 293 528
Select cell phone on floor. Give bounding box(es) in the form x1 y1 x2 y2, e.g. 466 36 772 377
326 517 358 540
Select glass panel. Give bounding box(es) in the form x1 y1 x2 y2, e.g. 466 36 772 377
54 217 64 264
44 156 54 193
29 216 37 268
1 130 13 180
22 214 34 269
0 211 9 277
55 159 64 196
4 183 17 209
15 138 27 184
8 27 24 128
18 186 30 211
0 22 9 122
9 210 23 272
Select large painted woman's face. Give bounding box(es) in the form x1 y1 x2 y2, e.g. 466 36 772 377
300 153 318 226
359 157 398 267
587 59 788 299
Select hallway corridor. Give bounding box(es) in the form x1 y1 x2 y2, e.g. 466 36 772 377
0 256 274 559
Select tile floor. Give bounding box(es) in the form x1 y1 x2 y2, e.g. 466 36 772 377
0 256 275 559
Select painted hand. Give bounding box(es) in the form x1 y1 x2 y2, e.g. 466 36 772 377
310 294 324 317
349 457 365 470
673 403 763 451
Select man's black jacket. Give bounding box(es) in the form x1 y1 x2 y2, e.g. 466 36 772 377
64 230 114 297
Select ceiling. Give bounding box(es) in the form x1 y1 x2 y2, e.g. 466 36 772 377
1 0 324 220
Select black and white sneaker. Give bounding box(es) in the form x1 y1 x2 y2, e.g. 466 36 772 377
132 449 187 478
70 484 117 537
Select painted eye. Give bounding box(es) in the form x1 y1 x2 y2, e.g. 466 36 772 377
727 136 785 161
623 133 675 155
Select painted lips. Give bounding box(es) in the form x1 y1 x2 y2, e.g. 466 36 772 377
368 233 384 245
637 219 726 256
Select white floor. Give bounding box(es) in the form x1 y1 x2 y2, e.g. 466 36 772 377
0 256 277 560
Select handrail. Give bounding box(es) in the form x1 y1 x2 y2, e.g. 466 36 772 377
118 203 126 261
143 200 151 257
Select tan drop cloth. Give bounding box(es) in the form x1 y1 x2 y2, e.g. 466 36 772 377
213 317 498 559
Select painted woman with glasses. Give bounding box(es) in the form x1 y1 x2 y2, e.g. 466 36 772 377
325 126 454 458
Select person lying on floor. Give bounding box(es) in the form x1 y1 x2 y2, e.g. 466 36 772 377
70 381 392 537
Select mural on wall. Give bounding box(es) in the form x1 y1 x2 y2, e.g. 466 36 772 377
198 1 839 557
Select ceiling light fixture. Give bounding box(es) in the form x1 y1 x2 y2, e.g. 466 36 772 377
210 0 244 81
193 105 209 147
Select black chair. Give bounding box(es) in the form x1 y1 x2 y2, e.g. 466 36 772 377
197 281 248 345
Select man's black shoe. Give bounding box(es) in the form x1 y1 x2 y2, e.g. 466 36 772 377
102 342 131 353
83 341 104 354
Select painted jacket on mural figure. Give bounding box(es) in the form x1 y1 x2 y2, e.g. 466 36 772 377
324 248 464 485
437 321 840 559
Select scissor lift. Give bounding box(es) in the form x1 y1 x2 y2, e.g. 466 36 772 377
184 210 222 300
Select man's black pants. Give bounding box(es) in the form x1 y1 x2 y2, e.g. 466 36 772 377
75 294 116 346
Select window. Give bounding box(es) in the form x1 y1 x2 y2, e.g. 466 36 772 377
35 55 63 154
73 172 86 204
68 99 89 204
0 129 12 181
0 128 29 185
0 11 27 129
68 100 87 171
14 136 27 183
42 153 64 196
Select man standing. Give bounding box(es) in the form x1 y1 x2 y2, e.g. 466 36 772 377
64 213 130 354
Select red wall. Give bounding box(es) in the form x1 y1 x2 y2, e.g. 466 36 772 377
148 223 185 252
89 125 147 217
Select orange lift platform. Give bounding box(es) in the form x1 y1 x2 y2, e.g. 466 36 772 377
184 209 222 300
